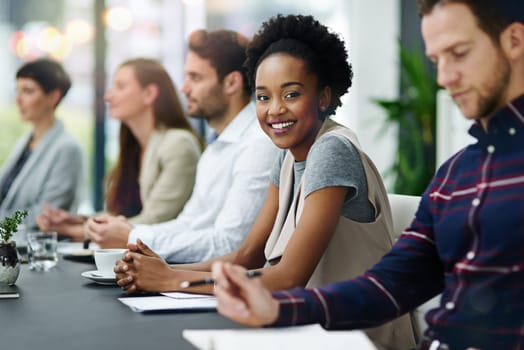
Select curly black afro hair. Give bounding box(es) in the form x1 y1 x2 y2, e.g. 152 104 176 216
245 14 353 119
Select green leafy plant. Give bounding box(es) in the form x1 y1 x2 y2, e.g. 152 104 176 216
0 210 28 243
372 42 439 195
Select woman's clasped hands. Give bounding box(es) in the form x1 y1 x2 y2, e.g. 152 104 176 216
114 239 178 293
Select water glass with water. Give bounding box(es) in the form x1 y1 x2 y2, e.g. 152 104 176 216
27 231 58 271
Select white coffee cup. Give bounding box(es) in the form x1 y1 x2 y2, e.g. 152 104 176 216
94 249 126 277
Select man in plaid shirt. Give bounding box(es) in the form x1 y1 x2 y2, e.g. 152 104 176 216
211 1 524 349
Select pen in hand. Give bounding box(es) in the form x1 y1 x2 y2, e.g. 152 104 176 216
179 270 262 289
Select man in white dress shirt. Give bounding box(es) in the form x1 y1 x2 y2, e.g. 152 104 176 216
87 30 277 263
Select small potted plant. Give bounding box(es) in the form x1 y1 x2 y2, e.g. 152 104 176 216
0 210 28 285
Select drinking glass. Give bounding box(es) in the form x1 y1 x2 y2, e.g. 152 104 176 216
27 231 58 271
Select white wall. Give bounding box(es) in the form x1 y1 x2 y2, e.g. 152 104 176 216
336 0 400 190
436 90 476 167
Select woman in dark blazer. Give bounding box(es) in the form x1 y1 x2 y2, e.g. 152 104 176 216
0 59 83 229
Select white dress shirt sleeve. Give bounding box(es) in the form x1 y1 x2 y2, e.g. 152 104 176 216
128 133 278 263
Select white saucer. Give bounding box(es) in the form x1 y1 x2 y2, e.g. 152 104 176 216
81 270 117 285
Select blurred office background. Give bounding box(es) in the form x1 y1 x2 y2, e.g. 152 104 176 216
0 0 471 213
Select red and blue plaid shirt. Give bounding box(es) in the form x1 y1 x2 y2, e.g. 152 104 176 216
272 94 524 349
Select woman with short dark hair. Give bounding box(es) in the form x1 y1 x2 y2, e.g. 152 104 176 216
0 58 83 229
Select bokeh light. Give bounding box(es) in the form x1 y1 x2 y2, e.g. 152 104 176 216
8 24 75 61
37 26 72 60
9 31 25 55
37 26 61 52
104 6 133 32
9 30 39 60
65 18 95 44
48 35 73 60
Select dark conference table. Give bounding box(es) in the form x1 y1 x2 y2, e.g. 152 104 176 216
2 253 242 350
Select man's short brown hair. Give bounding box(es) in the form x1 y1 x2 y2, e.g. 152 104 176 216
417 0 524 44
188 29 250 96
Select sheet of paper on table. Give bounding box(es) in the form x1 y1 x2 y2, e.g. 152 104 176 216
118 293 217 312
183 324 377 350
161 292 215 299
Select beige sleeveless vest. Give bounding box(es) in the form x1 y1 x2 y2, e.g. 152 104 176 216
264 119 417 350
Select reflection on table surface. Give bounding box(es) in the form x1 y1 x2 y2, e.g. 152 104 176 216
2 251 241 350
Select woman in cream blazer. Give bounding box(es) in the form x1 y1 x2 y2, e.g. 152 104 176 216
0 59 83 229
127 127 200 224
37 58 201 240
